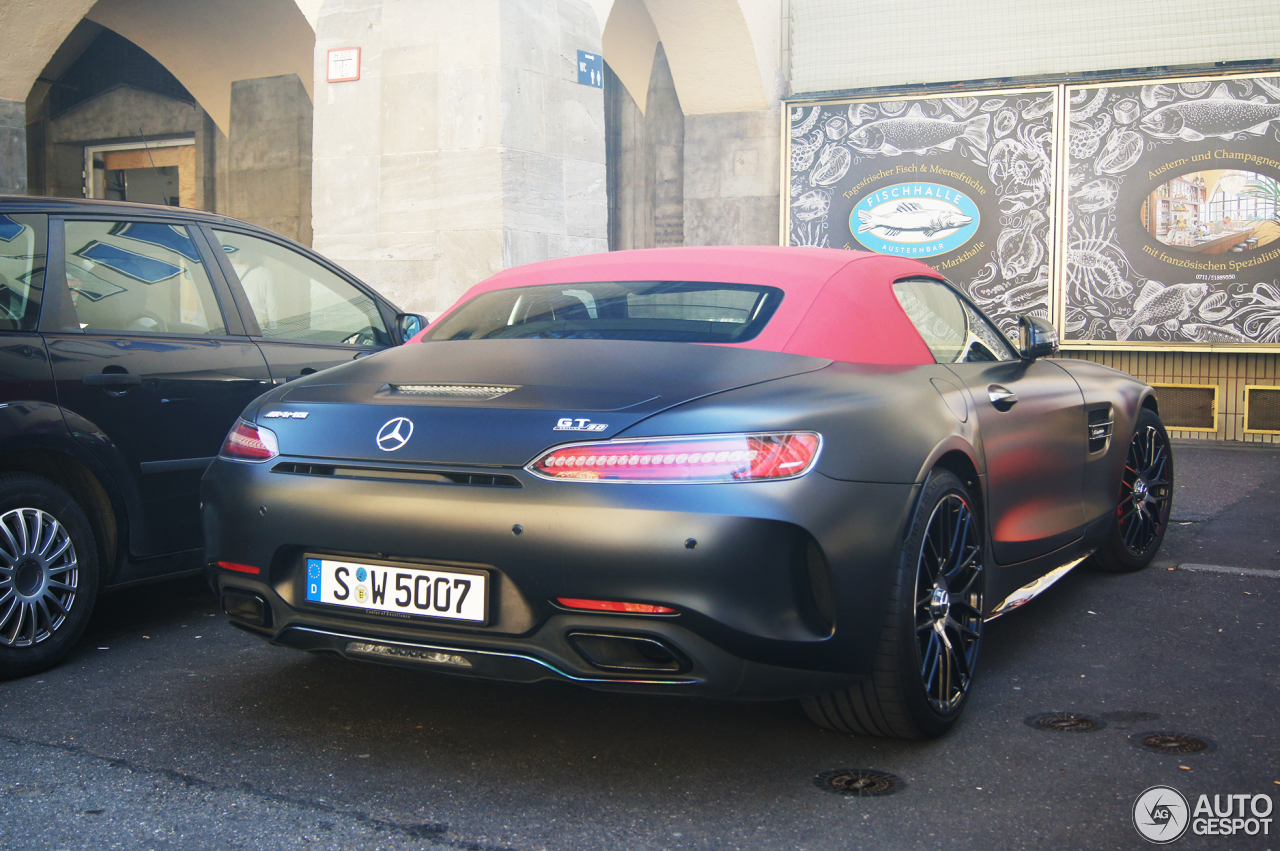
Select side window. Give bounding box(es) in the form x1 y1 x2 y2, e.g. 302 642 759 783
892 278 967 363
64 221 226 335
212 230 390 347
892 278 1018 364
0 214 48 332
959 299 1019 362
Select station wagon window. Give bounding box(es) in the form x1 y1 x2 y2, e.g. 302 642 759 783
212 230 389 347
64 221 226 335
426 281 783 343
892 278 1017 363
0 214 47 332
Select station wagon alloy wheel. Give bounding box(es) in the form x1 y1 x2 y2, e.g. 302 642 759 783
0 507 79 647
914 492 983 713
1118 421 1171 557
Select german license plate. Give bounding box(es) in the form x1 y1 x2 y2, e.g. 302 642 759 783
304 556 487 623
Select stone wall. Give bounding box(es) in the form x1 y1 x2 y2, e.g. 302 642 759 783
605 44 683 250
227 75 312 244
683 107 780 246
312 0 607 318
0 98 25 194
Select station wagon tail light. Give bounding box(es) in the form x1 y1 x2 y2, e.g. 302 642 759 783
528 432 821 483
219 419 279 462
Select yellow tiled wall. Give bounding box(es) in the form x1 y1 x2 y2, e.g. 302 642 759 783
1060 350 1279 443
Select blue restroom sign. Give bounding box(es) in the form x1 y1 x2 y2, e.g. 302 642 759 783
578 51 602 88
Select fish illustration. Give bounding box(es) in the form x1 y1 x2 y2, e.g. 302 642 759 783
1140 84 1280 141
793 189 831 222
1181 323 1250 343
856 202 972 237
1109 282 1208 341
1076 178 1119 213
847 105 990 156
809 144 852 186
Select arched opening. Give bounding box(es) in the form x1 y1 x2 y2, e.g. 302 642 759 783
13 0 316 243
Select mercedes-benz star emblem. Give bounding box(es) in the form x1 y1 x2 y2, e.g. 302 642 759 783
376 417 414 452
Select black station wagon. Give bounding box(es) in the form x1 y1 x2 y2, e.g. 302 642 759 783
0 197 424 678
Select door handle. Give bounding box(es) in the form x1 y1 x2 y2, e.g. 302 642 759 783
988 384 1018 409
83 373 142 387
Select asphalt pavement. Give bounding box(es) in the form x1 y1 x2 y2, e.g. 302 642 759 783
0 439 1277 851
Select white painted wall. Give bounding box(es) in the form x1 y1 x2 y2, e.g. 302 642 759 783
791 0 1280 94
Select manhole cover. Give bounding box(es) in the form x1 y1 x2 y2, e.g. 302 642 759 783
814 769 903 797
1025 712 1106 732
1131 732 1215 754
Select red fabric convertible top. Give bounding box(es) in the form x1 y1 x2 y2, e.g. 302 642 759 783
416 246 944 365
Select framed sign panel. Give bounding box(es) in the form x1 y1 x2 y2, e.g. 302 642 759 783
784 87 1059 339
1062 72 1280 348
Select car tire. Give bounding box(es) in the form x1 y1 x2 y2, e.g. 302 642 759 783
802 469 984 739
1088 407 1173 573
0 473 99 680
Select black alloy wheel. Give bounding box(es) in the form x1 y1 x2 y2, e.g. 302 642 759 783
802 469 984 738
0 474 99 679
913 490 983 714
1090 408 1173 573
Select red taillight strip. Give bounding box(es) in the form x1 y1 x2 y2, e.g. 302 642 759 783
527 432 821 483
219 420 279 462
556 598 677 614
218 561 261 575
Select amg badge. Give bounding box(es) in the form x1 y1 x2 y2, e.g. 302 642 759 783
554 417 608 432
263 410 309 419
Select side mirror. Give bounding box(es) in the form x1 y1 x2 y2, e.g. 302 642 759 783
1018 315 1059 360
396 312 427 344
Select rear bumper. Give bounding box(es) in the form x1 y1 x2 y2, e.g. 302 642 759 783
202 456 918 698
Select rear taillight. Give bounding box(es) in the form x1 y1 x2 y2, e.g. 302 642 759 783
556 598 676 614
528 432 821 483
219 419 279 462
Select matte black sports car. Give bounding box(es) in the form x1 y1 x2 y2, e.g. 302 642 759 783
202 246 1172 739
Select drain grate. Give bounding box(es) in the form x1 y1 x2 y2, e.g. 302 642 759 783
814 769 903 797
1025 712 1106 732
1132 732 1215 755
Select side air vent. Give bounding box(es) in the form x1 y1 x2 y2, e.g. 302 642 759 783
1151 383 1217 432
272 462 521 488
388 384 517 401
1087 407 1113 453
1244 386 1280 434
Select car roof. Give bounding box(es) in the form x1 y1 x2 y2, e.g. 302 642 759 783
0 195 275 231
429 246 944 365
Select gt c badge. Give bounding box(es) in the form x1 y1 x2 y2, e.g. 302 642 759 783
377 417 414 451
554 417 607 432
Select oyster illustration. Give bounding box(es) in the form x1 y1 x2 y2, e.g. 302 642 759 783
994 107 1017 138
1197 290 1232 322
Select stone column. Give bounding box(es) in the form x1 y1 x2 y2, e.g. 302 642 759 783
0 98 27 195
312 0 607 317
228 75 313 244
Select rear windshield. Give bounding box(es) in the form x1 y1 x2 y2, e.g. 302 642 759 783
425 281 783 343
